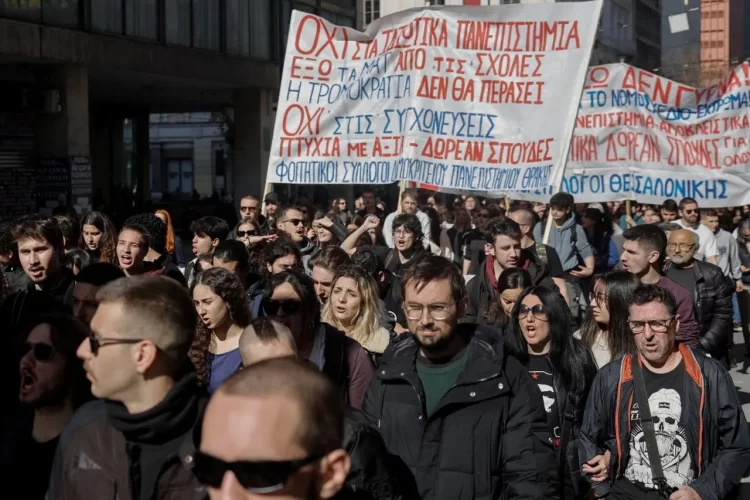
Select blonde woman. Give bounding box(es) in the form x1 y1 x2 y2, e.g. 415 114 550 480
322 264 392 366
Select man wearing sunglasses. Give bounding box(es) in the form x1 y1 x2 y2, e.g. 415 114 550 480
674 197 718 265
364 255 558 500
1 314 90 500
48 276 206 500
194 358 355 499
579 285 750 500
276 206 317 274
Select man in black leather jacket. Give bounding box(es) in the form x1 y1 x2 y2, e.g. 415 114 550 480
664 229 732 365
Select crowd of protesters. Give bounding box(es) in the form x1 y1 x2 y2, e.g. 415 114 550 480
0 186 749 500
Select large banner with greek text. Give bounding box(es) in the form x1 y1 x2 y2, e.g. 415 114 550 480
266 3 603 192
509 63 750 207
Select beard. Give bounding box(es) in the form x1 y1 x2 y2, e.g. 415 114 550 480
669 254 693 266
413 328 455 354
21 377 69 409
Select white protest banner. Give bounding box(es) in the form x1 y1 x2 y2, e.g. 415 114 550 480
511 63 750 207
266 2 603 192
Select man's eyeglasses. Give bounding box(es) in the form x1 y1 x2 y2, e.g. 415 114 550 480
262 299 302 316
628 317 675 334
23 342 55 362
87 333 145 355
237 230 257 238
683 209 697 214
394 229 413 237
191 450 321 494
518 304 549 321
282 219 305 227
404 302 454 321
667 243 695 252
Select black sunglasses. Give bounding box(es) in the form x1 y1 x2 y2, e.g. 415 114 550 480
24 342 55 362
283 219 305 227
262 299 302 316
192 451 321 493
87 333 144 355
236 230 257 237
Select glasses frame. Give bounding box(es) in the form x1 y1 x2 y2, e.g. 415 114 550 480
282 219 305 227
24 342 56 362
518 304 549 322
87 333 145 355
404 301 456 321
628 316 676 334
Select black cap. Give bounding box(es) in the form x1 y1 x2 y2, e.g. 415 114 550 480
264 192 279 203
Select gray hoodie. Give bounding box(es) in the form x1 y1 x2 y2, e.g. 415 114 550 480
533 215 593 273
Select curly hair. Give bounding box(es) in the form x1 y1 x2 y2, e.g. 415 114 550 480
79 212 118 265
189 267 251 387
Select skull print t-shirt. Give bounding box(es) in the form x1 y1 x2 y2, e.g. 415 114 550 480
623 360 696 492
527 353 560 448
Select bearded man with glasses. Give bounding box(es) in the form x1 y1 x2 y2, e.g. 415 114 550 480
363 254 558 500
579 285 750 500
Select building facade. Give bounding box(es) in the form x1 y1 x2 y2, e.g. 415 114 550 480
0 0 357 218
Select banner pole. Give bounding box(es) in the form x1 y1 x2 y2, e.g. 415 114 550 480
504 195 510 212
396 180 407 214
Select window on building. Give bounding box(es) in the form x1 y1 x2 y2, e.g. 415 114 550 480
125 0 158 40
500 0 521 4
427 0 445 5
43 0 80 28
167 159 194 195
0 0 41 22
249 0 272 60
193 0 221 51
226 0 251 56
91 0 123 34
165 0 191 46
365 0 380 25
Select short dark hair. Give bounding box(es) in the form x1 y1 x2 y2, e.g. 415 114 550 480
392 213 423 241
219 358 344 456
351 248 385 278
483 216 522 245
54 215 80 248
264 237 302 268
194 253 214 274
622 224 667 262
120 224 151 249
401 254 466 304
550 192 574 209
661 199 678 212
124 213 167 253
97 276 196 367
275 206 304 224
241 317 297 352
74 262 125 286
63 249 93 273
701 208 718 218
213 240 250 271
678 197 698 210
631 285 677 317
13 216 64 250
190 216 230 241
310 245 349 272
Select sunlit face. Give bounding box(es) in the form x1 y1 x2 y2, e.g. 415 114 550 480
667 230 697 266
193 234 214 256
518 294 550 351
277 209 306 243
465 197 477 211
82 224 103 251
236 223 256 247
268 253 298 275
499 287 523 317
589 281 609 325
661 208 678 222
620 239 656 275
19 323 69 407
330 277 360 327
18 237 60 284
404 278 464 355
312 266 335 304
401 195 418 215
680 203 699 225
550 204 569 223
702 215 719 234
393 225 416 252
490 235 522 270
194 284 231 331
315 223 334 244
240 197 259 220
117 230 146 272
630 301 678 365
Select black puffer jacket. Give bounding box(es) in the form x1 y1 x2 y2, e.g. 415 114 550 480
664 260 732 359
363 325 558 500
344 407 419 500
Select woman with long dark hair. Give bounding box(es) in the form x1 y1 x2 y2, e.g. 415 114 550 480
262 269 374 409
506 286 597 499
78 211 117 265
484 268 533 326
575 271 641 368
190 268 250 393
